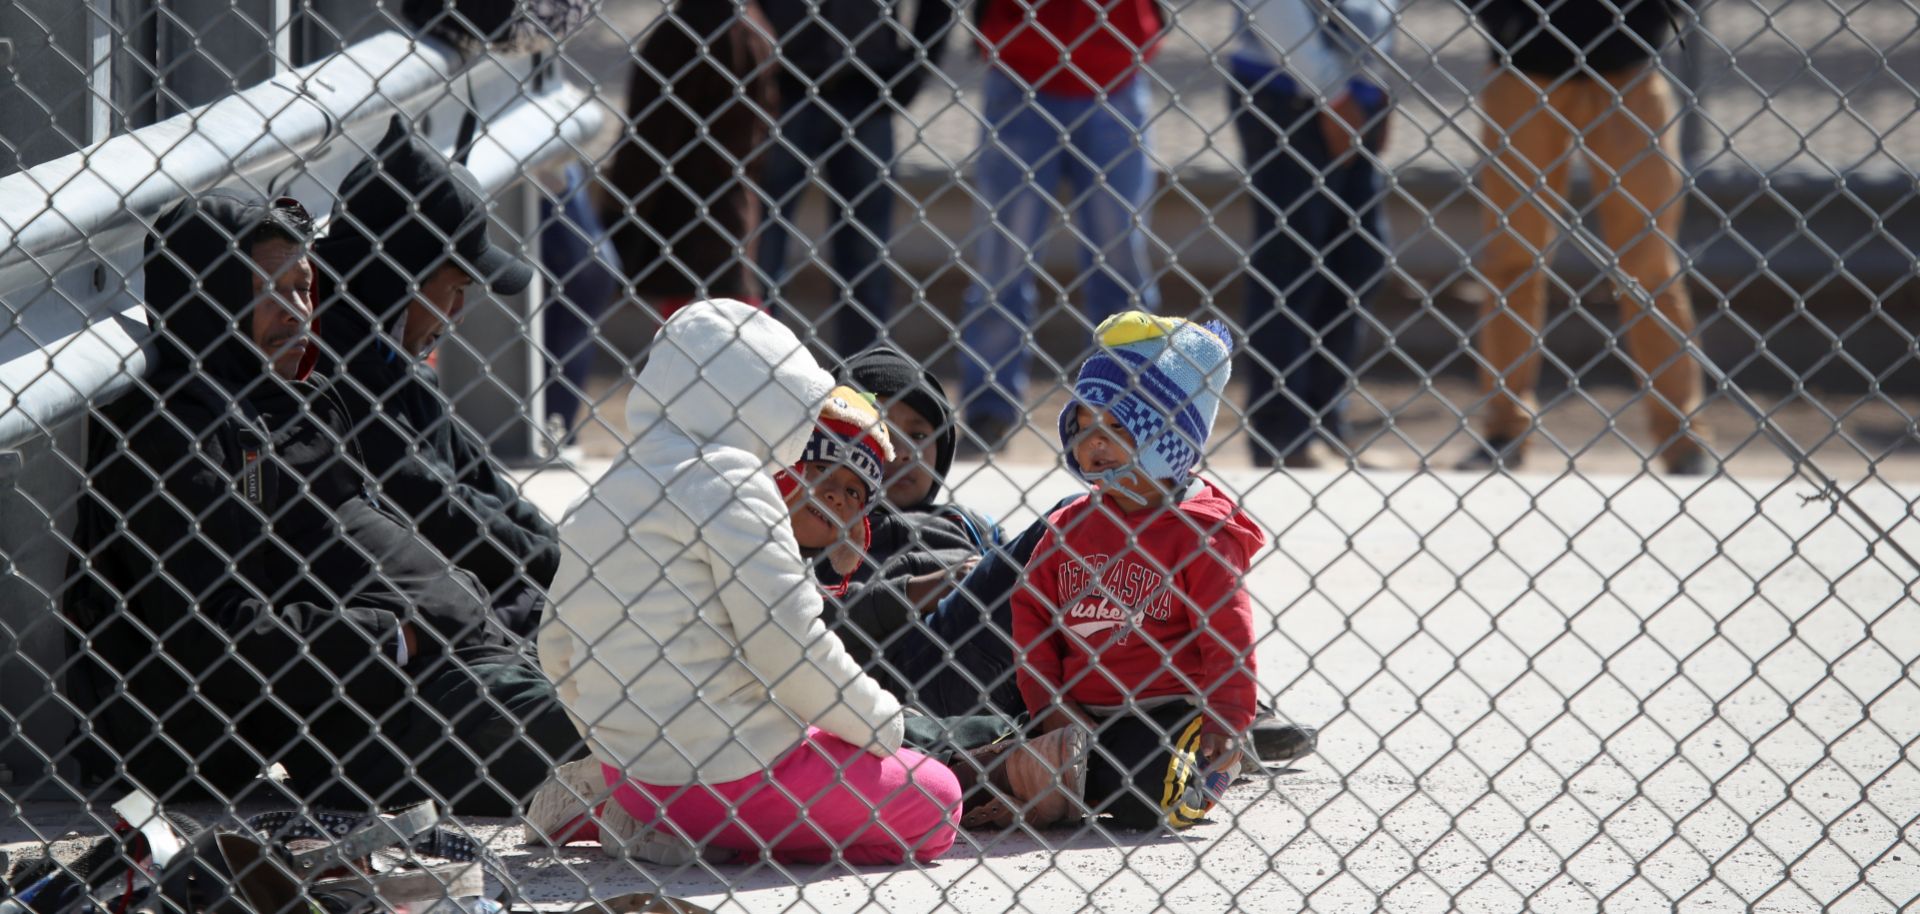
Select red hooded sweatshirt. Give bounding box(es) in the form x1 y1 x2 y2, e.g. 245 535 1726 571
1013 479 1267 734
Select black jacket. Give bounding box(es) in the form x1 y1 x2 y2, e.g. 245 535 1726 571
63 191 501 797
316 121 560 635
1477 0 1685 77
816 507 980 671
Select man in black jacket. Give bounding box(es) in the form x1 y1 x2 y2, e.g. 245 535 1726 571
63 191 582 814
315 117 558 637
1460 0 1710 474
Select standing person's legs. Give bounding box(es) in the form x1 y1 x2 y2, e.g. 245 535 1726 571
1063 74 1161 327
756 89 836 333
962 68 1068 440
1584 67 1708 471
1313 147 1391 455
1230 78 1349 464
1467 69 1580 466
606 729 961 865
541 165 619 442
824 93 898 353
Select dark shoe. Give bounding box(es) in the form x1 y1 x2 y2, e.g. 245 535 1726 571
1281 446 1327 470
1663 447 1718 476
1453 435 1524 472
1251 720 1319 766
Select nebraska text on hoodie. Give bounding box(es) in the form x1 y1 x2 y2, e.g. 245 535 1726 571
539 299 908 786
1012 480 1269 734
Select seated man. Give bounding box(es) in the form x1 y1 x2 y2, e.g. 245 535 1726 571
63 191 582 814
315 117 558 636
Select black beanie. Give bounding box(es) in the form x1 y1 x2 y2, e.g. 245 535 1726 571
845 347 955 506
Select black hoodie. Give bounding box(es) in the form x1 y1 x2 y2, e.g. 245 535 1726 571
811 348 1005 683
315 119 558 635
63 190 501 798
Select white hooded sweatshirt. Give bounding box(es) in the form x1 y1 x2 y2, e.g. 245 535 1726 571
539 299 906 785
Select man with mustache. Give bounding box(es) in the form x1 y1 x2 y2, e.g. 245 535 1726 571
315 118 560 637
63 191 583 813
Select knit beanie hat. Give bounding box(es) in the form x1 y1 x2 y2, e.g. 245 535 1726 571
794 385 895 499
844 347 955 505
1061 312 1234 485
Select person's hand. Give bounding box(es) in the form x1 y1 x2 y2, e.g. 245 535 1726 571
1319 92 1370 163
904 556 981 612
1199 730 1243 776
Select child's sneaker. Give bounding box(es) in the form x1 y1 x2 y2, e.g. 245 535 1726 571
523 757 606 845
599 805 735 866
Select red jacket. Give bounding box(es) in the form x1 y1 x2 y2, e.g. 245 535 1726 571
1013 480 1267 734
977 0 1166 96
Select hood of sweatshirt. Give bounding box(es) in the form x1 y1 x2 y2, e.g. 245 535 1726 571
843 346 955 507
1143 479 1268 558
314 116 532 373
143 190 319 391
625 298 836 466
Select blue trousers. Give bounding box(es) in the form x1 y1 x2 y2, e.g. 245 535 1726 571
1230 74 1388 460
961 68 1161 425
755 87 898 356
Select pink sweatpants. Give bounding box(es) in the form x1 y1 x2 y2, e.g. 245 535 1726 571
604 728 961 865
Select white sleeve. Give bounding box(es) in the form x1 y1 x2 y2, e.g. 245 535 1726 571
700 464 906 757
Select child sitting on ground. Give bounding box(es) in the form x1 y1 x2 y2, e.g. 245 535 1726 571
535 299 959 865
1008 312 1268 831
811 349 1007 702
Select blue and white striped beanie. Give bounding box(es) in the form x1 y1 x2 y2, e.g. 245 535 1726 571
1060 312 1235 485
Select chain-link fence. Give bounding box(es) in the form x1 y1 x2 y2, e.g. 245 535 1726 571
2 0 1917 911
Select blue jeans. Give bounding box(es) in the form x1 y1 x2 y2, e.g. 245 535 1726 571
541 164 619 441
756 87 898 356
1230 74 1388 460
961 68 1161 425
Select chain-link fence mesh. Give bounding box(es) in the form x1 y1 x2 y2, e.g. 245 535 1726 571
2 0 1917 911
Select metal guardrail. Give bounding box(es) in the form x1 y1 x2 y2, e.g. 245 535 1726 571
0 30 599 449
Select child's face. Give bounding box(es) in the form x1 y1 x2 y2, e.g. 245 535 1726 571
881 401 938 507
1069 405 1166 508
786 461 871 549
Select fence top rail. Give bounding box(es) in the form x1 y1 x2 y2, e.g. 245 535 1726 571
0 30 597 450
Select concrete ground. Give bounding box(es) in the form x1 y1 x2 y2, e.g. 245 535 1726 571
5 455 1917 912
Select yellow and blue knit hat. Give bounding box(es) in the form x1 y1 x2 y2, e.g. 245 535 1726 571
1061 312 1234 485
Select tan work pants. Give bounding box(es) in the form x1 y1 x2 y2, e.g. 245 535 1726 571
1473 67 1707 462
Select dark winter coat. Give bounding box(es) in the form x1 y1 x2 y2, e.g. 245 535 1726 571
315 120 559 634
63 191 501 798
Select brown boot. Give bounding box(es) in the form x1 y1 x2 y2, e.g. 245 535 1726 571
959 729 1089 830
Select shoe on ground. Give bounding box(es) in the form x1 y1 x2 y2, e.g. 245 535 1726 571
1452 435 1524 472
1249 703 1319 766
598 805 734 866
1251 722 1319 766
1663 447 1718 476
524 757 607 845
